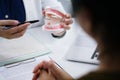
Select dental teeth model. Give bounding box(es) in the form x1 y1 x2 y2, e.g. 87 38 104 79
43 7 65 32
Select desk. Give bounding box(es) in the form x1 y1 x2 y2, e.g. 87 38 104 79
0 19 98 80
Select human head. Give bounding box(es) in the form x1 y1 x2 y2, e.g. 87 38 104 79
71 0 120 60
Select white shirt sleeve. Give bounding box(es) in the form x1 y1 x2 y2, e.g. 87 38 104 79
23 0 44 28
23 0 66 28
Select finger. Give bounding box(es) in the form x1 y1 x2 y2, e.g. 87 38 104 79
11 24 29 34
48 60 62 77
11 23 30 34
38 70 48 80
40 70 48 77
0 23 29 39
1 30 25 39
33 61 48 73
0 20 19 26
4 29 26 39
49 60 67 79
6 23 30 34
64 19 73 25
8 28 26 39
49 61 72 80
48 69 57 80
32 70 40 80
65 14 71 19
63 25 70 30
33 61 45 73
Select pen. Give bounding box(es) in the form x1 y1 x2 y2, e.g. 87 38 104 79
49 57 64 70
17 20 39 26
2 20 39 30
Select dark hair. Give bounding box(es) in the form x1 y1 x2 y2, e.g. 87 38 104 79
71 0 120 57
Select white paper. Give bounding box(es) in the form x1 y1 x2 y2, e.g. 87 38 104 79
1 61 37 80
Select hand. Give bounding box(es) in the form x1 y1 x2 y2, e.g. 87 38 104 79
33 60 73 80
63 14 73 30
32 61 50 80
37 69 56 80
0 20 30 39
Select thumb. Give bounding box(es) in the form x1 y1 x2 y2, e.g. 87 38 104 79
65 14 71 19
0 20 19 26
49 60 73 80
49 60 65 78
38 70 48 80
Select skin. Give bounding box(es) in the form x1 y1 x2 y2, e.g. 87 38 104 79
38 69 56 80
0 20 30 39
32 60 73 80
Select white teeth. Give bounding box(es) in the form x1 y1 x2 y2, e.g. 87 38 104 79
43 8 65 32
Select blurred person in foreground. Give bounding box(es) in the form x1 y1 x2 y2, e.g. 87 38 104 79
32 0 120 80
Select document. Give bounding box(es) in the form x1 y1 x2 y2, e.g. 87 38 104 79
0 33 50 67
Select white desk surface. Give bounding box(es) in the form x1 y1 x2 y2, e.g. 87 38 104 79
0 19 98 80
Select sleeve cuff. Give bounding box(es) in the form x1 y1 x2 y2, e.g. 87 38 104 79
51 31 66 38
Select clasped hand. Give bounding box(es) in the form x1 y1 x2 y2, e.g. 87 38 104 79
32 60 73 80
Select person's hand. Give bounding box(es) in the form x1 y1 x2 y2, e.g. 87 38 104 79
32 61 51 80
32 60 73 80
0 20 30 39
63 14 73 30
37 69 56 80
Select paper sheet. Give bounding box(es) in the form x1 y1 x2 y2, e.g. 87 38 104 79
0 33 50 66
1 61 37 80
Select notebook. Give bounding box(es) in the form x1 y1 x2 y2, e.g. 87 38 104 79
65 35 99 65
0 33 51 67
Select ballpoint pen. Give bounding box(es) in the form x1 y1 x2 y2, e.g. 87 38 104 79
1 20 39 30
